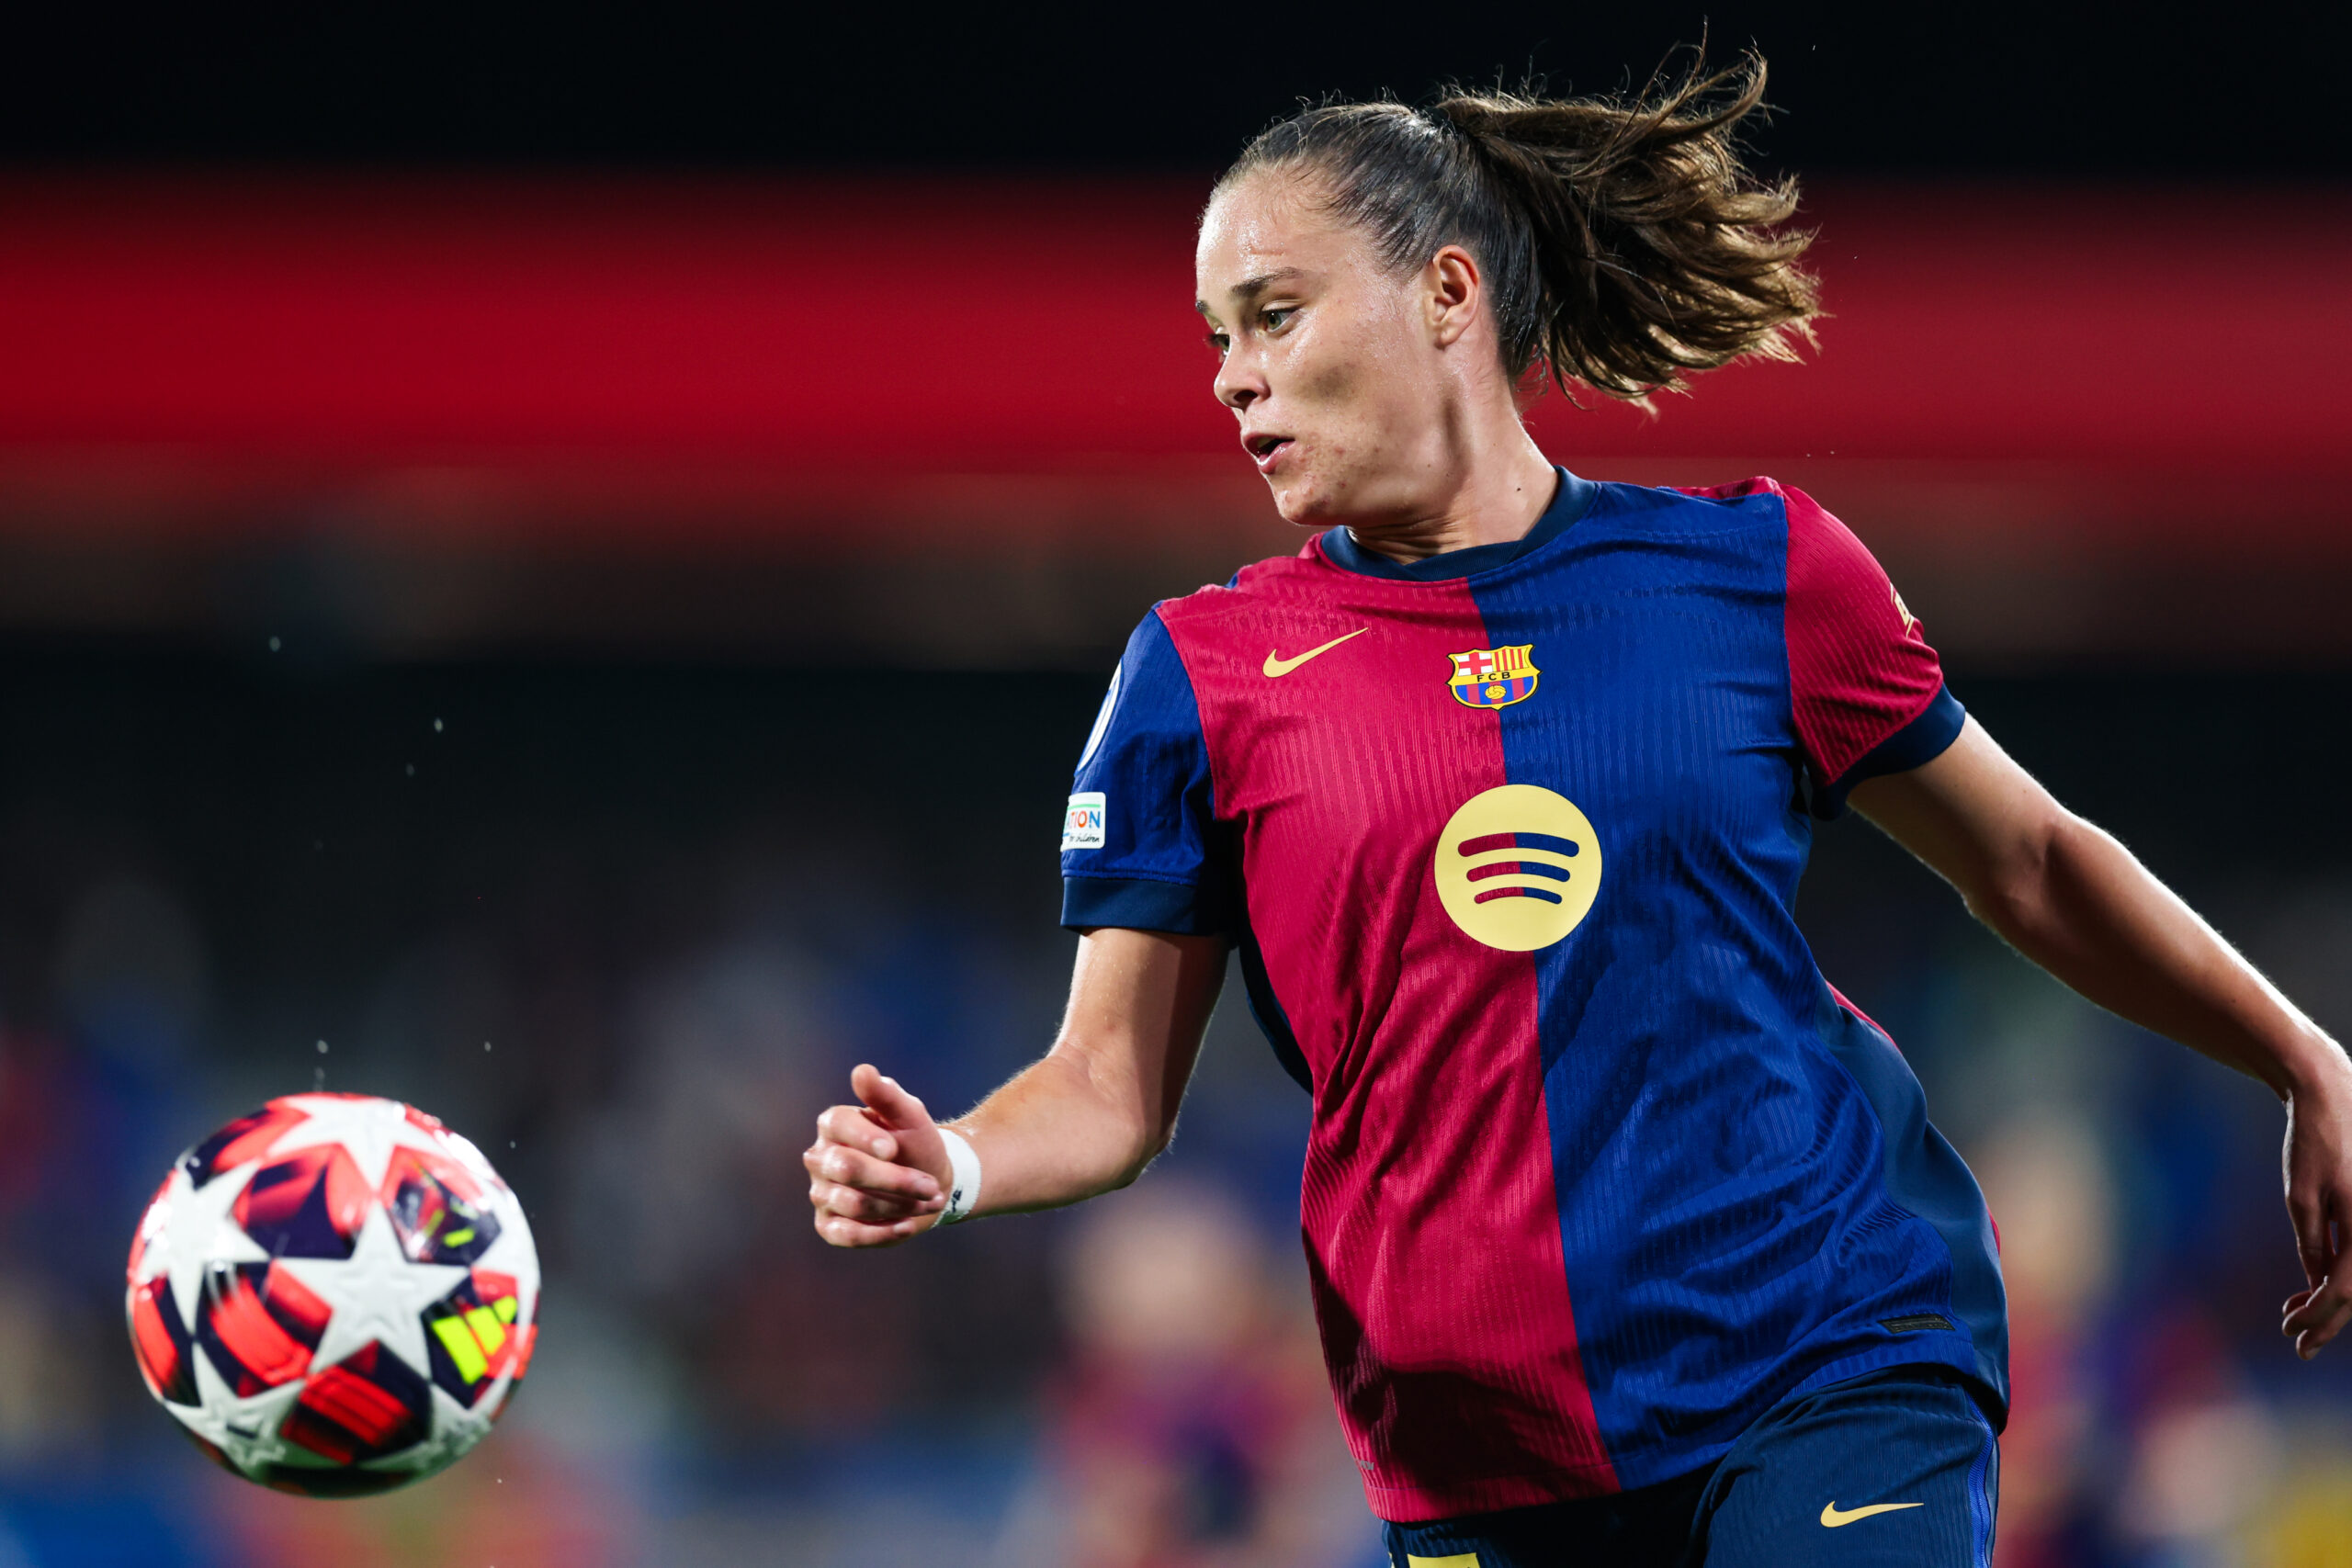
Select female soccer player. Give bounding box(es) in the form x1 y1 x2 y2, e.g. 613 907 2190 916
805 57 2352 1566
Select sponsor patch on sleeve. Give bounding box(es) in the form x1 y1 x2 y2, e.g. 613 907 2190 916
1061 792 1106 852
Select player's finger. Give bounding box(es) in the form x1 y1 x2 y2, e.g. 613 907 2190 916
809 1179 941 1224
808 1170 941 1217
808 1184 935 1232
814 1211 906 1247
2282 1284 2338 1335
808 1178 927 1229
2282 1276 2352 1358
802 1142 940 1201
813 1206 932 1248
2291 1303 2352 1359
852 1065 933 1131
814 1102 899 1163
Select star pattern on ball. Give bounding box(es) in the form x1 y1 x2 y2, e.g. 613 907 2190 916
184 1342 306 1477
278 1202 470 1379
131 1160 267 1329
266 1094 455 1190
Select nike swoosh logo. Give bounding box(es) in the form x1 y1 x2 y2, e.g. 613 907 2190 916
1262 627 1369 678
1820 1502 1924 1528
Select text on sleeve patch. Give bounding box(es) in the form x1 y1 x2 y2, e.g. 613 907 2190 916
1061 792 1107 852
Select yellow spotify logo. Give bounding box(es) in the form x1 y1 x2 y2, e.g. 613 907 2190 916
1434 784 1602 951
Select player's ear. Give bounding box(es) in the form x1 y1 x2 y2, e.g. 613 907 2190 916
1426 244 1480 348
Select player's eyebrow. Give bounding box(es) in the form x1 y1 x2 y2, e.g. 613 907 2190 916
1195 266 1306 318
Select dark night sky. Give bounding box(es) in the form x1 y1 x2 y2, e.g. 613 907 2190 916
6 3 2346 176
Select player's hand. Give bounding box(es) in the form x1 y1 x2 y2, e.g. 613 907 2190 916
806 1064 953 1248
2281 1057 2352 1358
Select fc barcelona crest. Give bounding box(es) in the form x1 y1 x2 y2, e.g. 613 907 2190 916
1446 644 1540 709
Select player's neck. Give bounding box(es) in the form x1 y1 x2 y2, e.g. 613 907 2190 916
1343 430 1557 566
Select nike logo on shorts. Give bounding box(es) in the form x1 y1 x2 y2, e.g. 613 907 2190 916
1820 1500 1924 1527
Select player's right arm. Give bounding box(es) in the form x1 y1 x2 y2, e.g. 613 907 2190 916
805 925 1226 1248
809 606 1228 1247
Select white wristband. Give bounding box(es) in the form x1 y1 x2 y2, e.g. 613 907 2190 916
937 1127 981 1225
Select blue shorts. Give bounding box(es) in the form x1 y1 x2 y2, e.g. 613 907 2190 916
1382 1365 1999 1568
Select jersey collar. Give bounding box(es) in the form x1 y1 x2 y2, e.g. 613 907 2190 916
1316 468 1598 581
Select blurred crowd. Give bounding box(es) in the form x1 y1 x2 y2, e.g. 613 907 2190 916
0 660 2347 1567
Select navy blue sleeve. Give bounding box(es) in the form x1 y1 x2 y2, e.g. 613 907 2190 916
1059 609 1229 934
1815 685 1969 818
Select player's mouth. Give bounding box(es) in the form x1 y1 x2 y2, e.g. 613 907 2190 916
1245 432 1294 474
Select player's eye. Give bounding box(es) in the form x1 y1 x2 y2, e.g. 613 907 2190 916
1206 330 1230 356
1261 307 1295 333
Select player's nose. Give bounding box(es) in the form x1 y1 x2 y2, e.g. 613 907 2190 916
1215 352 1266 413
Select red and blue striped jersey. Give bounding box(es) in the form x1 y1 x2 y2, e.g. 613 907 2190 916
1059 470 2007 1521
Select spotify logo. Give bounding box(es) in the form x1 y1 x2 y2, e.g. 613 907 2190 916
1434 784 1603 952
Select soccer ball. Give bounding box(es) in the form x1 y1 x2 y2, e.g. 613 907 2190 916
124 1093 540 1496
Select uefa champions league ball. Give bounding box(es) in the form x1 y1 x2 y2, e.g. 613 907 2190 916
124 1093 540 1495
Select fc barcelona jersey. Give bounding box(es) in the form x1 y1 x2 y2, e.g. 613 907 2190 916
1058 469 2007 1522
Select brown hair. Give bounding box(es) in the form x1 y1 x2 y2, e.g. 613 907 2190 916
1216 51 1820 404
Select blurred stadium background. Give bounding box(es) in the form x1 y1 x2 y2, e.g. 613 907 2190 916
1 6 2347 1564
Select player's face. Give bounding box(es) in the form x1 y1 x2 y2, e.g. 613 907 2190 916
1195 171 1460 528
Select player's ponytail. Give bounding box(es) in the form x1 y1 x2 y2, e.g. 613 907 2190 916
1216 51 1821 404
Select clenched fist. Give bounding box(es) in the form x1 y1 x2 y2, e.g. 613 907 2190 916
806 1065 954 1247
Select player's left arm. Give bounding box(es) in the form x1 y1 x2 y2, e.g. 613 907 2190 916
1850 718 2352 1359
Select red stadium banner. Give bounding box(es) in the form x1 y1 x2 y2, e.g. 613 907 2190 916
0 175 2345 660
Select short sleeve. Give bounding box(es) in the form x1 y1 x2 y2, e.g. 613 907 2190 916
1781 484 1966 818
1058 609 1229 933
